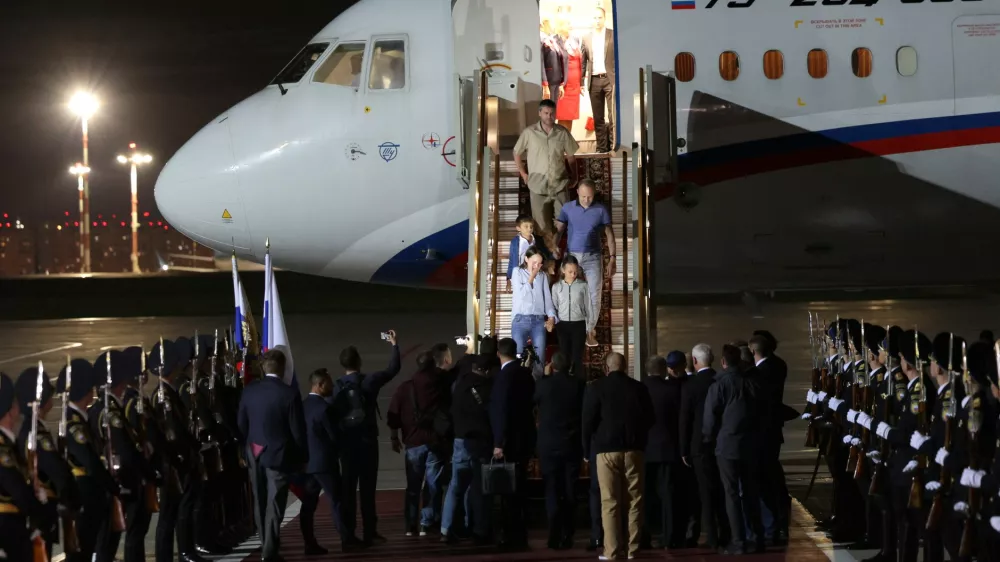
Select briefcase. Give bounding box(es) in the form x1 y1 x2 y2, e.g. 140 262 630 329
482 459 517 495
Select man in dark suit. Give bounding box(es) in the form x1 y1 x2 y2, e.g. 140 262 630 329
749 332 791 544
238 349 308 562
643 353 688 550
534 351 585 550
489 337 537 551
298 368 349 555
583 7 616 152
680 343 728 549
703 345 768 555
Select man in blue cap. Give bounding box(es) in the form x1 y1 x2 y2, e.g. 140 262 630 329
15 365 81 560
58 358 120 562
0 372 47 562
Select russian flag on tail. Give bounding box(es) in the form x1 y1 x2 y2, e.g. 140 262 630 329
262 239 298 393
672 0 696 8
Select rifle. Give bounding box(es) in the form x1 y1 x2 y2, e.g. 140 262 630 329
56 356 80 554
908 329 927 510
928 335 959 530
870 325 894 496
28 362 49 562
189 332 209 482
154 336 184 496
805 311 820 448
959 343 990 557
136 345 160 513
103 352 127 533
825 316 844 458
846 332 862 473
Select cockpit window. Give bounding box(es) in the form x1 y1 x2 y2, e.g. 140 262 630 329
271 43 330 85
313 42 367 87
368 39 406 90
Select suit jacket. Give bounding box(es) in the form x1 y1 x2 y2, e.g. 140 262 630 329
303 393 338 474
489 361 537 461
540 33 569 87
238 375 308 472
582 28 615 87
582 371 654 457
756 355 788 443
644 375 686 463
534 371 586 459
679 367 716 458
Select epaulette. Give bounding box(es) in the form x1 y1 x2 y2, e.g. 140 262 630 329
37 429 57 453
69 424 88 445
0 443 16 469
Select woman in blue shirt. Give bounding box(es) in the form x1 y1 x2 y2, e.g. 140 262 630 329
511 247 557 377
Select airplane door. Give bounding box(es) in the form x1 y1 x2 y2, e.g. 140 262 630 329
953 15 1000 115
452 0 541 83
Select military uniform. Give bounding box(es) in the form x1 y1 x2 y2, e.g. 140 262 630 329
57 358 121 562
150 338 208 562
14 366 82 560
0 373 47 562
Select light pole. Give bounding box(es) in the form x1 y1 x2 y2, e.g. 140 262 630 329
69 91 98 273
68 163 90 268
117 144 152 273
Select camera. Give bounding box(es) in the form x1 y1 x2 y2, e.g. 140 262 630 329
380 331 391 341
455 335 472 346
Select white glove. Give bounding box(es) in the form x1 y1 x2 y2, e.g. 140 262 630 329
910 431 930 451
963 396 972 408
903 460 918 473
935 448 949 466
857 413 873 429
955 501 969 513
35 488 48 504
30 529 42 540
818 391 829 402
925 481 941 491
843 435 853 445
992 516 1000 533
877 422 892 439
807 390 817 404
868 451 882 464
961 468 985 488
851 437 861 447
828 397 844 410
847 409 859 423
801 412 812 420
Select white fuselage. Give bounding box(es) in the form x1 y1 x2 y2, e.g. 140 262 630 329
155 0 1000 294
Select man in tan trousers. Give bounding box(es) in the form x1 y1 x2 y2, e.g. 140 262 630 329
582 353 655 560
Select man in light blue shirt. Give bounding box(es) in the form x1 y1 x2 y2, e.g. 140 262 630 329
511 247 557 377
554 179 615 346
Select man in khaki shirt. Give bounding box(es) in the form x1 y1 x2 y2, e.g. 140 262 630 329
513 99 579 244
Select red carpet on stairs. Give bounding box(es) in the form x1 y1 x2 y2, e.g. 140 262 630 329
242 490 830 561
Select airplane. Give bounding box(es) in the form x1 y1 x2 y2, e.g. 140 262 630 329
154 0 1000 296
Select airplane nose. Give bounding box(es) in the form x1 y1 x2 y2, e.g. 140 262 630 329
155 115 255 255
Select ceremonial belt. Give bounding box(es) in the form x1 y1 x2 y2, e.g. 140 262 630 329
72 468 87 477
0 502 19 514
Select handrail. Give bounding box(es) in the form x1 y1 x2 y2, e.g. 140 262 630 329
489 151 500 336
621 150 629 352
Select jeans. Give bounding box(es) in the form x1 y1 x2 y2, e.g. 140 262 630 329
442 439 471 534
570 251 603 326
405 444 446 528
512 314 547 376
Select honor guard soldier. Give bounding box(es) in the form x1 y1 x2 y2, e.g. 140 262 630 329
873 329 934 562
15 365 82 560
150 337 208 562
102 349 160 562
58 358 122 562
954 340 1000 561
122 345 164 560
847 323 887 552
0 372 48 562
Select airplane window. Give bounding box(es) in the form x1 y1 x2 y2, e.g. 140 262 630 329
763 50 784 80
369 39 406 90
807 49 828 79
270 43 330 85
852 48 873 78
675 53 695 82
896 46 917 77
719 51 740 81
313 43 367 87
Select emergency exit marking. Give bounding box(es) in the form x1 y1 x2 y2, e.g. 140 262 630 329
878 94 887 104
797 98 807 106
795 20 804 27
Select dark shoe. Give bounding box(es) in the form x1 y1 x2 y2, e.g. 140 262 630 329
363 533 388 546
771 531 789 547
586 539 604 551
862 554 892 562
342 535 365 552
180 554 211 562
718 544 745 555
441 532 460 544
752 542 766 554
560 536 574 550
497 538 529 552
548 538 561 550
471 534 492 546
305 543 328 556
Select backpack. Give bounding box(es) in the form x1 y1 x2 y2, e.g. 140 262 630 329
409 382 453 443
334 375 368 430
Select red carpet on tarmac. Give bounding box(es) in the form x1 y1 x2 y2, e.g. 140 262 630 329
239 490 832 561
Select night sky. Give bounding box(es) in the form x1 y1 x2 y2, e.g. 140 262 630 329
0 0 356 222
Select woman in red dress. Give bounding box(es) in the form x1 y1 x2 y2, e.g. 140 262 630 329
556 29 583 132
